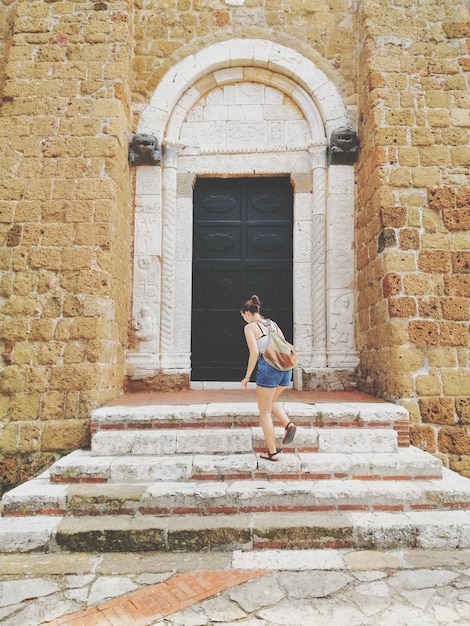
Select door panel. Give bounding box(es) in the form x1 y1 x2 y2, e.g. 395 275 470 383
191 177 293 381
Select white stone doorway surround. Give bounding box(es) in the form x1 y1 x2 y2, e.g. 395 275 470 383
127 39 359 389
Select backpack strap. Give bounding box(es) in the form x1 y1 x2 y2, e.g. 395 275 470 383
256 319 279 336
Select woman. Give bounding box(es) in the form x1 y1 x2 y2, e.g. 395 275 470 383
240 295 296 461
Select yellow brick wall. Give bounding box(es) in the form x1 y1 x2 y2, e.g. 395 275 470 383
0 0 133 493
1 0 470 490
357 0 470 476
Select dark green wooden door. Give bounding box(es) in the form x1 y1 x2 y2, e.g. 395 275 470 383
191 177 293 381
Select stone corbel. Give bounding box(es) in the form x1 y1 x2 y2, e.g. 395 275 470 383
327 125 359 165
129 133 161 165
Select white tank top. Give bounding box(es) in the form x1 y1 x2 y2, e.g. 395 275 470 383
256 320 275 353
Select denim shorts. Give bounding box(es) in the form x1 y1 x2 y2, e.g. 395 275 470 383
256 356 292 388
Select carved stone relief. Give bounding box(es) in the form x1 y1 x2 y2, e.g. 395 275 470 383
134 306 158 341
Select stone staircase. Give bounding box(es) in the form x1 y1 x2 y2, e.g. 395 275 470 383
2 399 470 553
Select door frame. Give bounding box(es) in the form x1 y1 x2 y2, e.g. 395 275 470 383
126 39 358 388
191 176 294 381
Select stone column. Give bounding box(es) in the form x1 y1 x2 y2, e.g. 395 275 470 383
126 166 162 379
326 164 358 368
160 141 188 371
310 147 328 368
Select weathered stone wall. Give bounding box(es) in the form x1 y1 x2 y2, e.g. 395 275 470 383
1 0 470 492
0 1 18 105
130 0 358 106
0 0 133 494
356 0 470 476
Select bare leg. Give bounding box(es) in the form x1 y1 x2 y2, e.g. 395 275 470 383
271 385 296 443
271 386 290 428
256 385 278 454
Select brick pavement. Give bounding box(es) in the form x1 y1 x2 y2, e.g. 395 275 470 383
44 569 268 626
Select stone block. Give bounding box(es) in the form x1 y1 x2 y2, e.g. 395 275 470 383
56 517 166 553
0 515 61 552
425 91 452 108
428 347 458 368
418 250 451 273
389 167 412 187
450 108 470 127
409 320 439 346
2 319 29 341
11 342 35 366
389 369 414 396
114 457 193 482
0 423 21 455
29 248 61 270
319 428 398 453
427 109 451 127
403 274 433 295
420 397 456 425
41 391 66 420
410 424 437 453
380 206 407 228
442 370 470 395
30 319 54 341
382 272 402 298
10 393 41 421
176 429 252 454
427 185 456 210
40 419 90 452
449 456 470 479
411 128 434 146
449 137 470 162
398 147 419 167
438 426 470 455
412 167 442 188
444 275 470 296
456 399 470 424
0 459 20 489
416 372 443 397
419 146 451 167
92 431 175 457
74 223 112 247
440 321 468 347
388 297 416 318
17 421 42 453
390 346 425 372
375 128 407 146
383 251 416 272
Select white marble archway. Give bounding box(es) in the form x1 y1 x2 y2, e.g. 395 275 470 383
127 39 358 388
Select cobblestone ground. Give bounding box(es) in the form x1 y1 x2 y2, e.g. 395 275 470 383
1 549 470 625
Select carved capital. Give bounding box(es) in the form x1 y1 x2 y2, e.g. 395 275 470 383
162 140 185 168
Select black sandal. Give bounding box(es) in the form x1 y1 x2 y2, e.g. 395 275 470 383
259 450 280 462
282 422 296 444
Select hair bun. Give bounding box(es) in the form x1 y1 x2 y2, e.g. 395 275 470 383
251 295 261 306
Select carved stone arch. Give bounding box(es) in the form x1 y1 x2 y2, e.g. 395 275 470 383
138 39 348 141
127 39 358 390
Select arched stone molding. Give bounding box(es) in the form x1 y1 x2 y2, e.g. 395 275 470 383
127 39 359 388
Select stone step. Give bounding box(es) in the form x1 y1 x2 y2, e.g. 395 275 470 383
90 426 399 457
91 402 410 446
1 507 470 553
47 446 442 484
3 467 468 518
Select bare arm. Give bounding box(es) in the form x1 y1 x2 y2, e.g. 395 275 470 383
241 323 260 387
